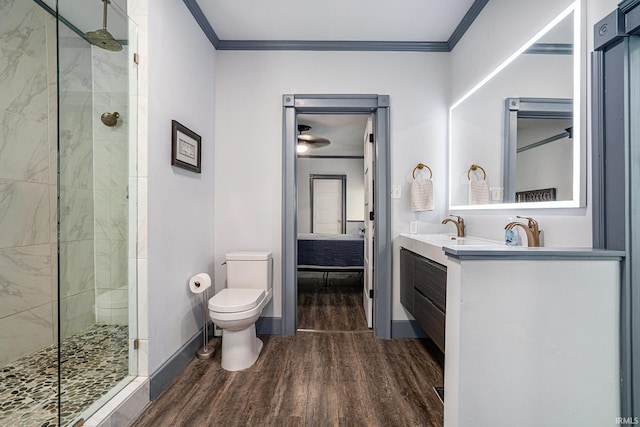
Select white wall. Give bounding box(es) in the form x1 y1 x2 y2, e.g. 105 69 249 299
448 0 618 247
146 0 215 374
214 51 450 321
297 157 364 233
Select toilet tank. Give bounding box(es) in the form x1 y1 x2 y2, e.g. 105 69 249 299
225 251 273 290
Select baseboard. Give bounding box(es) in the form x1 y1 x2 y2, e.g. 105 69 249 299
149 327 205 400
391 320 427 338
256 316 282 335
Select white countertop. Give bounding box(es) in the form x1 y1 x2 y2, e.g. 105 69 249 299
399 233 503 265
399 233 624 263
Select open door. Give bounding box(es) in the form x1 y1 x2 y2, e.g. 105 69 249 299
363 117 374 328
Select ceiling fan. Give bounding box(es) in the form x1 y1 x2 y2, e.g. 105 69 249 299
297 124 330 153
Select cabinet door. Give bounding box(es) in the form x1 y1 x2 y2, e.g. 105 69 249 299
414 291 446 352
414 256 447 312
400 248 415 313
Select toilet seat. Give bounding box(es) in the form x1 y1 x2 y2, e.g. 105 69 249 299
208 288 265 313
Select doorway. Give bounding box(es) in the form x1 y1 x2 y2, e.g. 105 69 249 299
282 94 391 338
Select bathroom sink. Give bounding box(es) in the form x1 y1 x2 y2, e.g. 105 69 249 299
400 233 503 264
408 234 499 246
447 237 499 246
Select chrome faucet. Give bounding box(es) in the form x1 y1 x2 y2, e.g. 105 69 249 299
442 215 465 237
505 216 541 247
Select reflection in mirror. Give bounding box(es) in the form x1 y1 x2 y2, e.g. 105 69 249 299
449 2 582 209
504 98 573 202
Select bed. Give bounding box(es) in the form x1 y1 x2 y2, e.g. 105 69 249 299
297 233 365 284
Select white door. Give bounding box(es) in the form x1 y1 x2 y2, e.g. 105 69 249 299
312 178 343 234
363 117 374 328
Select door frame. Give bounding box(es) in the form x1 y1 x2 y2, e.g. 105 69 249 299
310 174 347 234
282 94 391 338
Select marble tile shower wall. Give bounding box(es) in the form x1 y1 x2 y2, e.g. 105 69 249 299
92 46 130 325
0 0 102 366
0 0 58 366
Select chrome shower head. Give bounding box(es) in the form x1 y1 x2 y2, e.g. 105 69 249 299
101 112 120 127
86 0 123 52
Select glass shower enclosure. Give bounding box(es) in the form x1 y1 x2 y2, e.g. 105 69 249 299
0 0 138 425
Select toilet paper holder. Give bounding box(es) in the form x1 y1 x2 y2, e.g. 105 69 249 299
196 287 214 360
189 273 214 360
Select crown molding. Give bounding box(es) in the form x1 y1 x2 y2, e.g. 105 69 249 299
184 0 488 52
183 0 221 48
216 40 449 52
447 0 489 50
525 43 573 55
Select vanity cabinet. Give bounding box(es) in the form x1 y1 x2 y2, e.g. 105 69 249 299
400 248 446 352
400 233 624 426
400 248 414 312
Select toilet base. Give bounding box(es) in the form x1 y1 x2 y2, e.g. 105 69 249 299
220 324 264 371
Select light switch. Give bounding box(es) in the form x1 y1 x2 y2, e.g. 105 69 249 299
410 221 418 234
491 186 504 202
391 185 402 199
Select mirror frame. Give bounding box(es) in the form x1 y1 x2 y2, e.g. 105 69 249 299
448 1 585 210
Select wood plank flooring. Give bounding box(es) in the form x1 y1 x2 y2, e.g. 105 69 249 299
132 273 444 427
297 271 369 332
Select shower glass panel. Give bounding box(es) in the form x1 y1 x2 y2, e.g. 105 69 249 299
0 0 60 425
56 0 138 424
0 0 137 425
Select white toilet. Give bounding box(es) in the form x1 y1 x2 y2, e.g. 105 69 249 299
208 251 273 371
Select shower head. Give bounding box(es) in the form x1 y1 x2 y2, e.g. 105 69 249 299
101 112 120 127
86 0 123 52
86 29 122 51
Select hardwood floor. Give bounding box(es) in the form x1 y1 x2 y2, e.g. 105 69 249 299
132 273 444 427
297 271 369 332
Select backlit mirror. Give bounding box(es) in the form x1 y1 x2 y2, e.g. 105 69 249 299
448 2 583 209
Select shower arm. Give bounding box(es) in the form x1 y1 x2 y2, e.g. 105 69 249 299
102 0 109 30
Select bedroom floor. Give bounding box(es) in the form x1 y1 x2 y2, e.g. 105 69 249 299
297 271 369 332
132 272 445 426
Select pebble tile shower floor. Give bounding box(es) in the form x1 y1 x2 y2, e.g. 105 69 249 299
0 324 128 427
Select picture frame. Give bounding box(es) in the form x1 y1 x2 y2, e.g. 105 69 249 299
171 120 202 173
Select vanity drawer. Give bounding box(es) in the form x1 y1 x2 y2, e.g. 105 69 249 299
414 256 447 311
400 249 415 314
414 290 445 352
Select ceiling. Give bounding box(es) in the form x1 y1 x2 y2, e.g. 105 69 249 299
197 0 477 43
47 0 483 47
298 115 371 157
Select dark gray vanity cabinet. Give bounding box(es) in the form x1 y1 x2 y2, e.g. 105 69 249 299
400 248 415 312
400 248 447 352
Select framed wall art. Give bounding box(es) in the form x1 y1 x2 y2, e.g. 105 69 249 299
171 120 201 173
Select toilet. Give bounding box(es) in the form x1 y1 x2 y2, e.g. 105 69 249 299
208 251 273 371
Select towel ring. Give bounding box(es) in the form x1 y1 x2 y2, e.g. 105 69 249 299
467 164 487 181
412 163 433 179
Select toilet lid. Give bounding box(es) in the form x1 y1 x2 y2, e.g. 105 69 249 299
208 288 265 313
